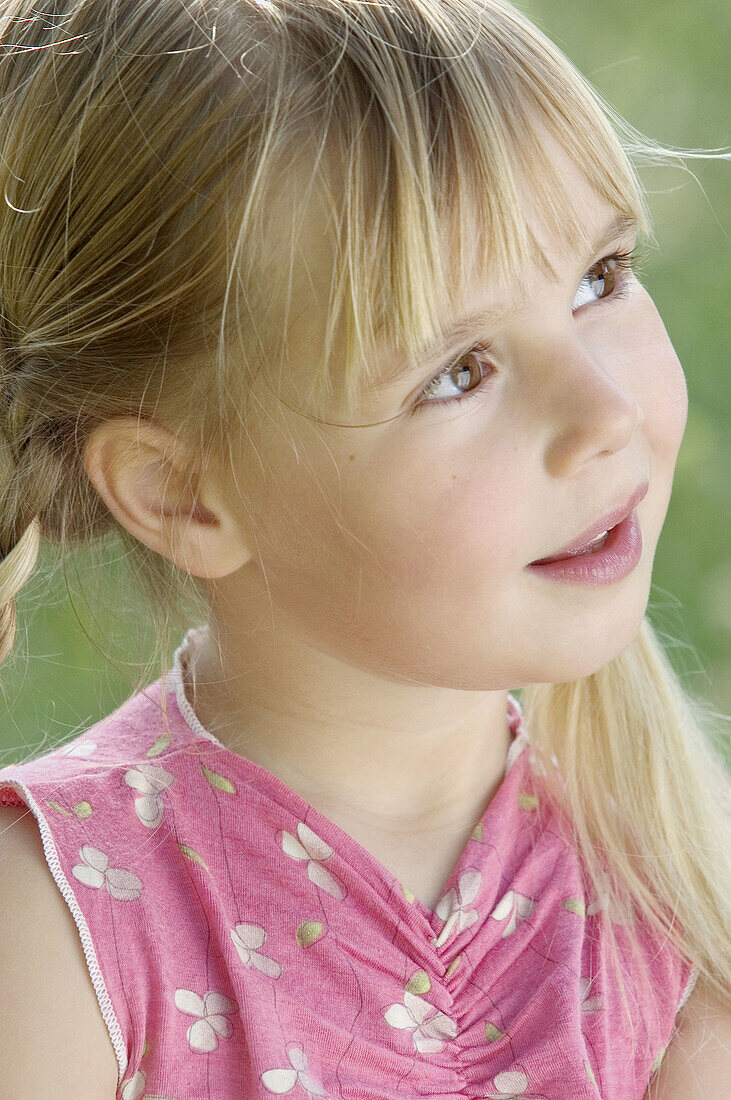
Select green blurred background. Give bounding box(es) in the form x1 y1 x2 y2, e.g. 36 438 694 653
1 0 729 764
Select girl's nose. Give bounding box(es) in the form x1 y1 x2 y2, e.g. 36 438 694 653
541 348 644 480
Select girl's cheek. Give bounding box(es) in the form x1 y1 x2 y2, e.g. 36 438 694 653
665 354 688 459
365 463 520 593
635 307 688 465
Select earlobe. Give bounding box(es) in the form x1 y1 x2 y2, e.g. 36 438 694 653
82 417 250 580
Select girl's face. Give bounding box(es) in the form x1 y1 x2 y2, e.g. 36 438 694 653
216 129 687 694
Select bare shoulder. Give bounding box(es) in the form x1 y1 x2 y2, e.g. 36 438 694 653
0 804 121 1098
645 970 731 1098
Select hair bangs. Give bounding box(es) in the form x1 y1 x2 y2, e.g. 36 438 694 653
288 0 656 421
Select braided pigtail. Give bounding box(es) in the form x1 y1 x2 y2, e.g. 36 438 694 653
0 319 42 663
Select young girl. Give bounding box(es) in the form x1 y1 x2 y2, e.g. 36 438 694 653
0 1 728 1097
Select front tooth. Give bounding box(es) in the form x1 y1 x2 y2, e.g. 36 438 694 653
564 530 609 557
583 530 608 551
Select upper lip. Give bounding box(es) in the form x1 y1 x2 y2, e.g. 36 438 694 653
530 481 649 564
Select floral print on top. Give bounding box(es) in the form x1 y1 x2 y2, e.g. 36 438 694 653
0 626 698 1099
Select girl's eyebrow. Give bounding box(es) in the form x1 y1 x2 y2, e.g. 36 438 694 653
373 211 640 390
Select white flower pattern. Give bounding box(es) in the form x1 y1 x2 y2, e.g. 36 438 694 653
230 922 282 977
490 888 536 937
124 763 176 827
432 867 483 947
173 988 238 1052
485 1068 548 1099
120 1066 179 1099
281 821 346 899
71 845 142 900
586 881 636 926
383 988 459 1053
261 1043 329 1096
57 738 98 758
579 974 603 1014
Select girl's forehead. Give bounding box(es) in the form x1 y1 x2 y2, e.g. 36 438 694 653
258 117 640 416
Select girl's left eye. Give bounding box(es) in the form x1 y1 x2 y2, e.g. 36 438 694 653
413 247 639 413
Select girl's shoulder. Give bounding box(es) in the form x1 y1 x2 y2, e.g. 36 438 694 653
0 803 121 1094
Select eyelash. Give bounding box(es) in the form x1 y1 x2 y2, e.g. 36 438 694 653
413 247 639 413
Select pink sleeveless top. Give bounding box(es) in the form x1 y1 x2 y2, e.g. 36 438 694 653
0 626 697 1099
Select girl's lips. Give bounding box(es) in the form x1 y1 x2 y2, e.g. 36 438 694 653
526 508 643 586
530 481 649 564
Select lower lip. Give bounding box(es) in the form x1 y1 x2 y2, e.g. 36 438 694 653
526 509 643 586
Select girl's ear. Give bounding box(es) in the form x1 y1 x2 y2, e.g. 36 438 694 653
83 417 251 579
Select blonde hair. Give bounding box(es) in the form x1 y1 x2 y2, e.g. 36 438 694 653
0 0 728 1056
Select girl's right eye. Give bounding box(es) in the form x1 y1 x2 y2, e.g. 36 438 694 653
413 344 494 413
413 246 639 413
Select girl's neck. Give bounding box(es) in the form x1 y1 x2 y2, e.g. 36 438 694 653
181 627 513 834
